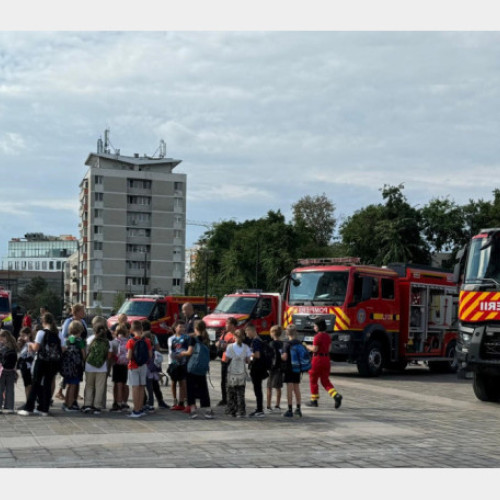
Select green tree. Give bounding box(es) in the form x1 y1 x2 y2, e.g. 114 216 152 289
17 277 61 318
292 193 336 247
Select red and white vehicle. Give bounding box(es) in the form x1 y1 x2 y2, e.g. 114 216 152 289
0 287 12 330
204 290 283 346
282 258 459 376
107 294 218 347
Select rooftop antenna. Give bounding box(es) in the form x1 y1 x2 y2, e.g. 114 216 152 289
150 139 167 158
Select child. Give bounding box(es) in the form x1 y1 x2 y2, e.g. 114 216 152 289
281 324 303 418
266 325 283 413
168 320 189 411
0 329 18 414
60 321 86 412
245 324 267 418
224 329 251 417
110 326 130 411
143 330 169 410
17 327 34 401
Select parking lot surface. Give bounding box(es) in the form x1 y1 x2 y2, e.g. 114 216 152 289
0 360 499 468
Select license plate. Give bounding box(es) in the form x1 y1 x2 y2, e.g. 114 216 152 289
207 328 217 341
304 336 314 342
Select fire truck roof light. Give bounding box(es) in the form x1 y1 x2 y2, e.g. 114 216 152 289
235 289 263 294
297 257 361 267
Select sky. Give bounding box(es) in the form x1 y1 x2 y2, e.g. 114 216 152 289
2 6 500 264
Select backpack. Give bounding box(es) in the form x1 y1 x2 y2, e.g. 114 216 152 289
153 350 164 370
37 329 62 364
116 337 129 365
227 344 248 387
187 339 210 376
132 337 149 366
60 343 83 379
269 340 282 370
290 342 312 373
86 337 109 368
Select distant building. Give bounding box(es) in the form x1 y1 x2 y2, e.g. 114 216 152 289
2 233 78 273
78 133 186 314
185 245 200 283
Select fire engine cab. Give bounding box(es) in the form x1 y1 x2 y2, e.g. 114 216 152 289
107 295 218 347
283 258 459 377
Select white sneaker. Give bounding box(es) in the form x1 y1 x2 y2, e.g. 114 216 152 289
34 409 49 417
189 411 199 419
204 410 215 419
265 407 273 413
17 410 32 416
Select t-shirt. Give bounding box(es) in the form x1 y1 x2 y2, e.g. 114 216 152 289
250 336 266 373
313 331 331 355
225 342 251 361
61 317 88 342
168 334 190 365
219 331 236 363
185 314 200 335
126 336 152 370
269 340 283 370
85 334 112 373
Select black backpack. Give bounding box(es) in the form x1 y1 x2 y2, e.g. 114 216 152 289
38 329 62 364
133 338 149 366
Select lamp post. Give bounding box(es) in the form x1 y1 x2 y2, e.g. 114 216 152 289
203 249 213 314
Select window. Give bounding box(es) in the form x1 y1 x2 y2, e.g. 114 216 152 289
95 192 103 202
56 261 62 270
127 195 151 206
94 175 103 185
128 179 151 189
42 261 47 270
49 261 54 270
94 226 103 234
94 241 103 251
256 298 272 318
94 209 103 218
381 279 395 299
353 275 379 302
172 278 181 287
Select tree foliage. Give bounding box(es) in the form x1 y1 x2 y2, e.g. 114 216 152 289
17 277 62 317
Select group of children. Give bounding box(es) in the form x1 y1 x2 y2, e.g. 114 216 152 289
0 311 343 419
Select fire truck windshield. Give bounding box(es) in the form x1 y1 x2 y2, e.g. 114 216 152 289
118 300 155 317
289 271 348 305
465 236 500 286
214 296 258 315
0 297 9 314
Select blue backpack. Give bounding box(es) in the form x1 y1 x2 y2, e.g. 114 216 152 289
290 342 312 373
187 339 210 376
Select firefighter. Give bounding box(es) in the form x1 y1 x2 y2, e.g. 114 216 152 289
305 317 342 409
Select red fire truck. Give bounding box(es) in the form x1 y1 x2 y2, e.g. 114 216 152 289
0 287 12 329
282 258 459 377
454 228 500 401
203 290 283 353
107 295 218 347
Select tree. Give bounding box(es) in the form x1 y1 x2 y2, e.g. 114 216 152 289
292 193 336 247
112 292 127 314
17 277 62 318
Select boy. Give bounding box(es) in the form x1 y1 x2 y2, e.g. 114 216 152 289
168 320 190 411
126 320 152 418
245 324 267 418
266 325 283 412
281 324 302 417
215 316 237 406
61 320 86 412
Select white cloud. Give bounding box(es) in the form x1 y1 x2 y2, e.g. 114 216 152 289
0 132 26 155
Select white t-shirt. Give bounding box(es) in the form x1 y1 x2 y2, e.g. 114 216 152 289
85 334 112 373
225 342 251 361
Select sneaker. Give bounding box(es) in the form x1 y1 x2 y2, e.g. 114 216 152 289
70 402 80 411
236 413 246 419
204 410 215 419
143 405 155 412
170 404 185 411
17 410 32 416
274 405 281 411
121 403 130 410
294 408 302 418
92 408 101 415
34 409 49 417
158 401 170 409
217 400 227 407
81 406 92 414
265 407 273 413
110 403 121 412
306 400 318 407
62 403 73 412
283 409 294 418
334 394 343 409
189 411 198 419
182 406 192 414
249 410 265 418
128 411 144 418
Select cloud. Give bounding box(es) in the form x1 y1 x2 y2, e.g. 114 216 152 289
0 132 26 154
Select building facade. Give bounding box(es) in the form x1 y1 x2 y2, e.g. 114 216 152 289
2 233 78 273
79 148 186 314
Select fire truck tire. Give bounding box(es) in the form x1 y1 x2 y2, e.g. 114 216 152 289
357 340 384 377
473 371 500 402
428 341 458 374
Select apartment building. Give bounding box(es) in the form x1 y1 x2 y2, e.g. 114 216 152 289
79 144 186 313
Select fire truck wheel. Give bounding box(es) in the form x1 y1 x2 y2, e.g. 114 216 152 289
428 341 458 374
473 371 500 402
357 340 384 377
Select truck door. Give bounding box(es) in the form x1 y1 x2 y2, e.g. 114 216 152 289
252 297 274 336
351 274 379 328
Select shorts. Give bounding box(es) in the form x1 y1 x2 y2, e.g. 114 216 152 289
167 364 187 382
63 377 80 385
267 369 283 389
21 368 32 388
112 364 128 384
127 364 147 386
283 371 301 384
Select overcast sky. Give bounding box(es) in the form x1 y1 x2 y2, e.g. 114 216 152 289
1 30 500 261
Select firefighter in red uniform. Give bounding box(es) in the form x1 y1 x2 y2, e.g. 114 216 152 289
305 318 342 409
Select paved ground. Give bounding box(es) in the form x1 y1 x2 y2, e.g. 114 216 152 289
0 360 499 468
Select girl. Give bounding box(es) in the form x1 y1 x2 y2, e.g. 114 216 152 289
61 321 86 412
0 329 19 414
168 320 189 411
143 330 169 410
16 327 34 401
110 326 130 411
180 320 214 419
18 312 62 417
